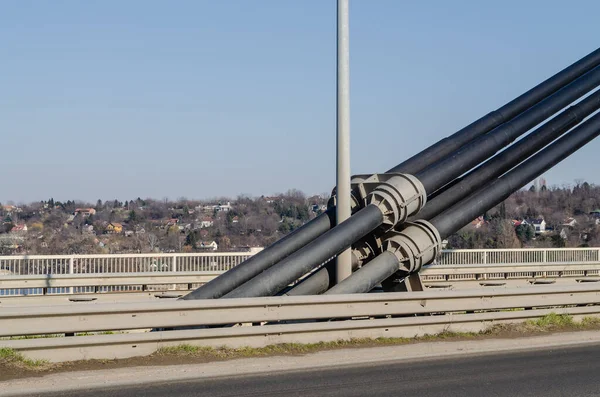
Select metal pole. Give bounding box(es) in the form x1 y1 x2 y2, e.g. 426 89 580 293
336 0 352 283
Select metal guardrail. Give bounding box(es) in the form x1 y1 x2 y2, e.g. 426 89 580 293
2 284 600 362
4 306 600 363
3 284 600 336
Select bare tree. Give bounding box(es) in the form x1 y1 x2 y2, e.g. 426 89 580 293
147 233 159 252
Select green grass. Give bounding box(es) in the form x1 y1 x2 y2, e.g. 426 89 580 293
0 347 49 369
156 331 489 359
581 316 600 327
156 313 600 359
527 313 576 328
157 339 405 359
156 330 499 359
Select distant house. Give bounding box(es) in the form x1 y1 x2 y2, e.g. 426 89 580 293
202 202 233 213
217 202 233 212
559 228 569 240
106 222 123 234
199 229 209 238
264 196 283 204
74 208 97 217
470 216 486 229
526 218 546 234
83 225 95 235
232 216 239 224
590 209 600 219
2 205 22 213
512 219 525 227
310 203 328 213
200 241 218 251
124 230 134 237
162 219 180 230
562 218 577 228
10 224 27 234
200 217 214 228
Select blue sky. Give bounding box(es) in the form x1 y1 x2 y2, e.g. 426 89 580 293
2 0 600 203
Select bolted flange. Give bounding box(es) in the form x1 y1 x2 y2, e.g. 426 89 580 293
329 174 373 213
382 220 442 274
330 173 426 224
367 174 427 229
352 235 383 267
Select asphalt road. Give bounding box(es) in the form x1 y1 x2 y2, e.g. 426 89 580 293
36 343 600 397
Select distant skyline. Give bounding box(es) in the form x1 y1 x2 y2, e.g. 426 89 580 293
2 0 600 203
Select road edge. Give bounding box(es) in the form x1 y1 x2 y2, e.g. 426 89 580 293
2 330 600 396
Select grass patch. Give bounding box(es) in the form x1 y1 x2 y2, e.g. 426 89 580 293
527 313 575 328
156 331 492 359
581 316 600 327
157 340 398 359
0 347 49 369
156 332 492 359
156 313 600 359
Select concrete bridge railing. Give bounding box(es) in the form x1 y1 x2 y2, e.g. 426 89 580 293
1 248 599 298
0 250 261 276
1 248 598 278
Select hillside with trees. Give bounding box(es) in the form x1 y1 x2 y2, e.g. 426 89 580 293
0 190 328 255
1 181 600 255
447 181 600 249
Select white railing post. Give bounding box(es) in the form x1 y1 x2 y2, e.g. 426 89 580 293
171 255 177 272
543 249 547 264
68 257 74 294
171 254 178 291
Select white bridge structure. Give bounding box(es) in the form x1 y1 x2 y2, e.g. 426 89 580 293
2 247 599 276
1 247 600 299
